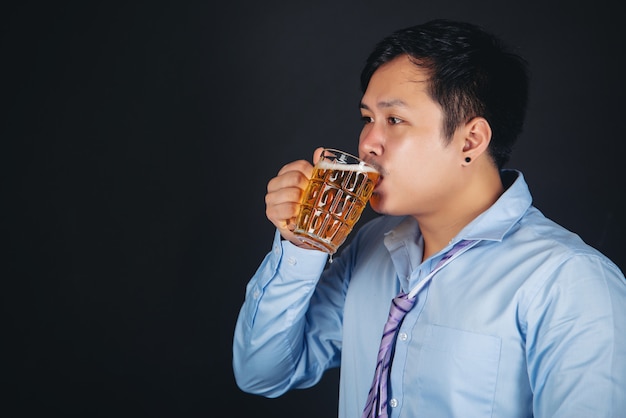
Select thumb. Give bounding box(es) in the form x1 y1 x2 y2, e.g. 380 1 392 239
313 147 325 165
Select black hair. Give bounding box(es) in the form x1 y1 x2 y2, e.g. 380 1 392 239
361 19 529 168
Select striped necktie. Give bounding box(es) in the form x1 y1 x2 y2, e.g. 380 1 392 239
361 239 477 418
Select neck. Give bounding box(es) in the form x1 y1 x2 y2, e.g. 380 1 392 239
418 168 503 260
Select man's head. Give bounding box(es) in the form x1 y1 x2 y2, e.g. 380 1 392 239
360 19 529 169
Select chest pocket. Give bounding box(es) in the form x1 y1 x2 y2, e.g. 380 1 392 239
413 324 501 417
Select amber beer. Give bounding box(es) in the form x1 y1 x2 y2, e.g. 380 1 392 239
293 149 380 254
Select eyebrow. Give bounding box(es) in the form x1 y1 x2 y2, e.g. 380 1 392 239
359 99 408 111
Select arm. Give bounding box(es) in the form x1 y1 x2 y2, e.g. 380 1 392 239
526 255 626 416
232 230 342 397
233 148 343 397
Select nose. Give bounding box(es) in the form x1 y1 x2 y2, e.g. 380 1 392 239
358 123 383 159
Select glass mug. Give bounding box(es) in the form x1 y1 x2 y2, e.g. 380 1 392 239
293 148 380 254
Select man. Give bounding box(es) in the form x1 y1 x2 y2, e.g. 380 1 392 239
233 19 626 417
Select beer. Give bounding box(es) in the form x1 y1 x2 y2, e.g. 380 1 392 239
293 150 380 254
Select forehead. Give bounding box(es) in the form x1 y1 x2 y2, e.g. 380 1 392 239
362 55 431 107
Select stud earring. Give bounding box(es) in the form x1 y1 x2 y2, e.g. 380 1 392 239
465 157 471 163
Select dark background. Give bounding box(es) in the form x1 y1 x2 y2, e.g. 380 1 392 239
3 1 624 417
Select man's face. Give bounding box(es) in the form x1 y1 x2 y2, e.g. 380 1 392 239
359 55 465 218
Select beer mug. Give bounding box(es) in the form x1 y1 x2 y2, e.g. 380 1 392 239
293 148 380 254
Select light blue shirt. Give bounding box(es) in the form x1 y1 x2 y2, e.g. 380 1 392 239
233 170 626 417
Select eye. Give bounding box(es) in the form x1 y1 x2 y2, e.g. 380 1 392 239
388 116 403 125
360 115 373 124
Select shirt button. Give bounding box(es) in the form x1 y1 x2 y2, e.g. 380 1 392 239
252 289 260 299
286 256 297 265
398 332 408 341
389 398 398 408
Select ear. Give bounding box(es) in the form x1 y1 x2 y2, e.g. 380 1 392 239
461 117 492 164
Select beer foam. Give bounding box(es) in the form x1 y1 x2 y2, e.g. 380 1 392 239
317 158 379 173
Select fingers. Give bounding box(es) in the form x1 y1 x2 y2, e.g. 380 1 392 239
265 158 314 235
265 201 298 231
265 190 301 228
274 159 314 179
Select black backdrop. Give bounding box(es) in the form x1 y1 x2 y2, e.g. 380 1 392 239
3 1 625 417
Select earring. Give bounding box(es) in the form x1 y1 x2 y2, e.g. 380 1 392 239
465 157 471 163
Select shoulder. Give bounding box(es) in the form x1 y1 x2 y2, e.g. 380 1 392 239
511 207 625 312
520 207 622 273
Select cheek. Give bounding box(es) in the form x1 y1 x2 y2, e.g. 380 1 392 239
392 144 454 194
394 144 436 177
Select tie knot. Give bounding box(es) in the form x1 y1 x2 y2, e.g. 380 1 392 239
387 292 416 324
393 291 416 310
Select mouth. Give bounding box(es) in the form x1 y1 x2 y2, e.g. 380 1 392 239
372 174 383 194
363 158 384 175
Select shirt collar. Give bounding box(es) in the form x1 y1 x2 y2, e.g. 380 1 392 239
458 169 532 242
383 169 532 289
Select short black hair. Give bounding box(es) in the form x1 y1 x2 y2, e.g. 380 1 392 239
361 19 530 168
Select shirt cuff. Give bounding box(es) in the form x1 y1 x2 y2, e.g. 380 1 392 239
268 229 329 278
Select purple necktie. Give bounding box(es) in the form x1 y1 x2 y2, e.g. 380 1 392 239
361 239 476 418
